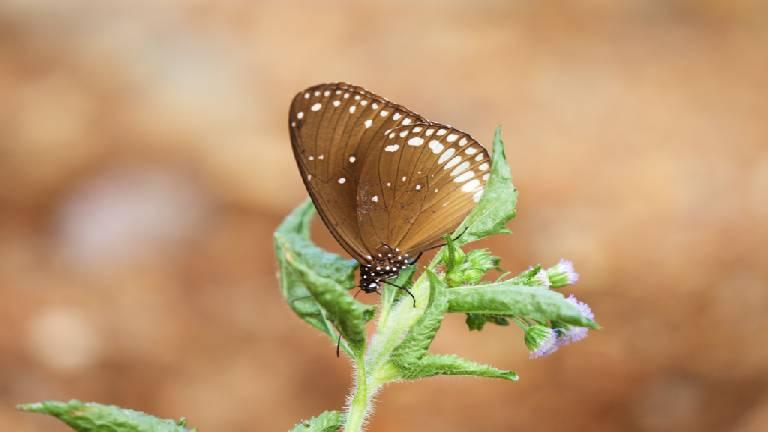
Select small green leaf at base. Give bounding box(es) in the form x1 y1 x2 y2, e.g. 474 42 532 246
289 411 343 432
18 400 195 432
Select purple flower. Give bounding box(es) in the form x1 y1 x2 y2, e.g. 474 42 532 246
547 259 579 288
525 325 559 359
534 268 551 288
557 295 594 345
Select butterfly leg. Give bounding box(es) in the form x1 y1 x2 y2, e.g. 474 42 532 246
383 280 416 307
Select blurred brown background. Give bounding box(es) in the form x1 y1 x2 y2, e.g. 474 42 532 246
1 1 767 431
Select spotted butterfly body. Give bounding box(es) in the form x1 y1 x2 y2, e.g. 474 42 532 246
289 82 490 293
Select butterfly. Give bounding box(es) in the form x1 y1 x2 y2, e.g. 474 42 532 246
289 82 490 297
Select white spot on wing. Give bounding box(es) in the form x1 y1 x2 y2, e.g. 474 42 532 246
413 126 423 133
318 154 324 160
399 130 408 137
408 137 424 146
365 119 373 128
349 105 356 113
450 161 470 176
438 148 456 164
393 113 402 121
444 156 462 169
349 155 356 163
465 147 479 155
372 103 379 109
314 91 321 96
333 100 341 107
482 173 490 181
401 176 407 182
360 100 368 106
459 137 468 146
324 90 330 96
461 179 481 192
429 140 444 154
311 103 321 111
380 110 389 117
384 144 400 152
372 195 379 202
426 128 435 136
473 189 484 202
304 93 310 99
437 128 447 136
415 184 422 190
297 112 304 119
455 171 475 183
447 133 459 142
475 153 484 161
479 162 489 171
338 177 346 184
308 155 314 161
402 118 412 125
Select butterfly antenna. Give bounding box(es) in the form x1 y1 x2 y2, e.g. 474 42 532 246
336 333 342 358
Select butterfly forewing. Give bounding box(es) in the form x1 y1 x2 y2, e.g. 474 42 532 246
289 83 426 261
356 123 490 254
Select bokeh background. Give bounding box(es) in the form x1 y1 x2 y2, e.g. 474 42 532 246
2 1 767 431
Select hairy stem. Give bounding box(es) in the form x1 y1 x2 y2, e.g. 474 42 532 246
344 353 373 432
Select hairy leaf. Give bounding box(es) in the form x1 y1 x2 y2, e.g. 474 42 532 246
289 411 343 432
448 283 599 328
274 199 373 355
390 270 449 363
18 400 195 432
454 126 518 245
400 354 518 381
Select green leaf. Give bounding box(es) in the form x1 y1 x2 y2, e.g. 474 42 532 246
454 126 518 245
462 265 547 331
390 270 449 363
18 400 195 432
447 283 600 329
289 410 343 432
388 271 517 381
400 354 518 381
274 199 374 355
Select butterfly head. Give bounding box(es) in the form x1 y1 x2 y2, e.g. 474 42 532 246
359 245 411 293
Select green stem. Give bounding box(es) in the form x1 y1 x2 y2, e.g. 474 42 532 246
344 252 448 431
344 353 371 432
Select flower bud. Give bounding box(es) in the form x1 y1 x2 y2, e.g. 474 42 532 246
525 325 558 359
446 249 500 286
546 259 579 288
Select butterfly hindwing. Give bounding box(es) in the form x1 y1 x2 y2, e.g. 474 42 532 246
356 122 491 254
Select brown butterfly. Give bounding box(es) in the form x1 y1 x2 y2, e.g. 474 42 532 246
289 82 490 297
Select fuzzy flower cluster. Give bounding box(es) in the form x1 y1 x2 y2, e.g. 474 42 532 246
525 260 592 359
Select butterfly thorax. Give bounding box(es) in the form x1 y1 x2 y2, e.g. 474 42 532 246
359 246 412 293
